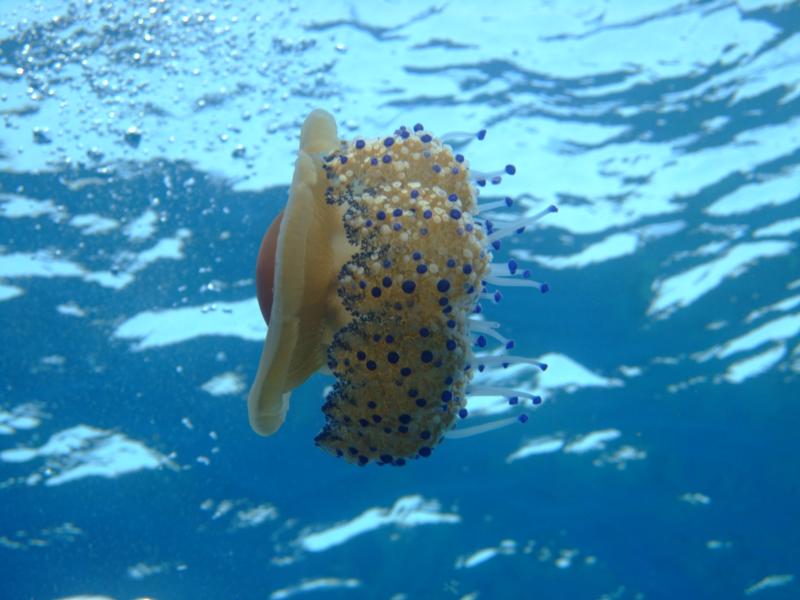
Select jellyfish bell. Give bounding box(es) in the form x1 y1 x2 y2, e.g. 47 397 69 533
249 109 354 436
249 108 556 465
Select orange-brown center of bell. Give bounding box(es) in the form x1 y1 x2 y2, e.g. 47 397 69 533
255 210 283 325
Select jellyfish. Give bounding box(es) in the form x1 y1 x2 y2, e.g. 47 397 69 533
250 109 556 466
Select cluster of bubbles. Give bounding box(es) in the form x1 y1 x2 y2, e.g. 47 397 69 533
0 0 340 173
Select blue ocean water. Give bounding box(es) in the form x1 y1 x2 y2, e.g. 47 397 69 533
1 1 799 599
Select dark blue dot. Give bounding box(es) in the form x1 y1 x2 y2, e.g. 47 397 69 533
459 408 468 418
359 418 369 427
450 209 461 219
462 264 472 275
477 129 486 140
377 210 386 220
380 454 392 463
348 447 358 455
393 223 402 231
416 264 428 274
399 414 412 424
444 376 453 385
423 210 432 219
432 164 442 173
373 415 382 423
355 140 365 149
413 123 424 132
437 279 451 293
412 251 422 260
419 446 432 457
446 339 456 351
476 335 486 347
519 414 529 423
439 297 449 306
505 164 516 175
402 281 416 294
398 425 409 433
371 287 381 298
421 134 432 143
410 190 419 199
447 319 456 329
408 388 418 397
370 157 378 166
373 334 381 342
357 351 366 360
359 280 366 289
393 208 403 217
383 259 392 268
339 156 348 164
383 276 392 287
358 456 368 465
364 219 373 227
455 154 464 163
446 258 456 268
382 154 392 163
384 137 394 147
366 360 377 370
416 398 427 407
419 327 430 337
421 350 433 363
387 351 399 364
448 194 458 202
441 390 452 402
367 400 377 408
401 367 412 377
385 335 395 343
420 430 431 440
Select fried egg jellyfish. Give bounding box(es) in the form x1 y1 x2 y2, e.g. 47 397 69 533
250 109 556 466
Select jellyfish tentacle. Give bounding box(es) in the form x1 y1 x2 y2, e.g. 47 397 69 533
445 417 519 439
476 196 514 214
468 385 544 404
472 356 548 371
439 129 487 144
486 204 558 243
483 274 549 292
